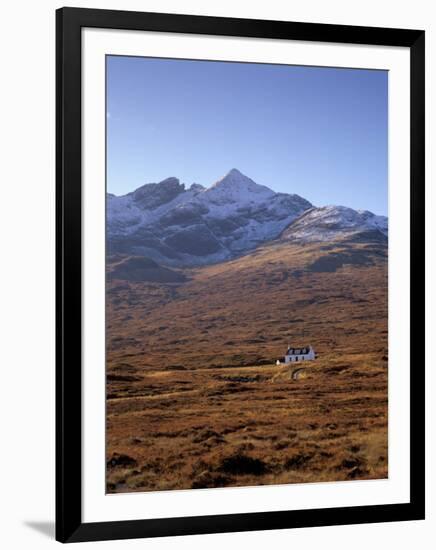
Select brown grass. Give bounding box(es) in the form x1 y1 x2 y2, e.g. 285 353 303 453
106 241 388 493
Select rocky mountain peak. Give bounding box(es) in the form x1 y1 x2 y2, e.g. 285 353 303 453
130 177 185 209
203 169 275 207
210 168 269 191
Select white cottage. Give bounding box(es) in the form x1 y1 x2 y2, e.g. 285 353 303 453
284 345 315 363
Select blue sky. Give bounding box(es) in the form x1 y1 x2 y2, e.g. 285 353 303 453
107 56 388 215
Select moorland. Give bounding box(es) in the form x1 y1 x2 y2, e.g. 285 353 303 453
106 238 388 493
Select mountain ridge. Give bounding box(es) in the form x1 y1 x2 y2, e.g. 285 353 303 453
107 169 387 267
280 205 388 244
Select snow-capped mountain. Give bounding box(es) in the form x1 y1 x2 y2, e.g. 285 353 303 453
280 205 388 243
107 169 312 266
108 170 388 267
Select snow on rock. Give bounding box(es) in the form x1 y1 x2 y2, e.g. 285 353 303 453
200 168 275 208
107 169 312 265
107 170 388 267
281 205 388 243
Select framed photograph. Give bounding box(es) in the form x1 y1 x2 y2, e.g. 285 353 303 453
56 7 425 543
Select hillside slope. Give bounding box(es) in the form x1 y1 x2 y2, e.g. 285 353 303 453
106 238 388 492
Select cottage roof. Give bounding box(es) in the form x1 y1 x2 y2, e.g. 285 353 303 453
286 346 311 355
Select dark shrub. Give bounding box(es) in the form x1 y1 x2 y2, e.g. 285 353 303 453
107 453 137 469
218 454 267 475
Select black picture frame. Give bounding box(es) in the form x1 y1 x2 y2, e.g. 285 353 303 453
56 7 425 543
